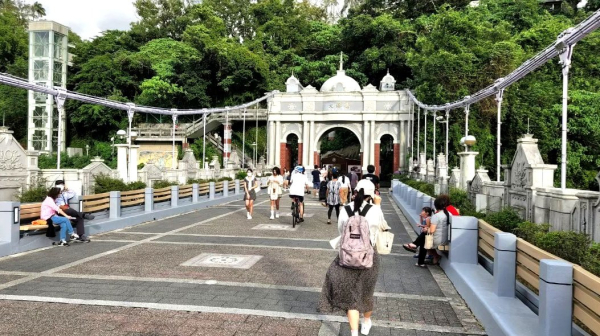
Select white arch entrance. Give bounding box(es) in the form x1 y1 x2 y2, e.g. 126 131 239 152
267 63 412 175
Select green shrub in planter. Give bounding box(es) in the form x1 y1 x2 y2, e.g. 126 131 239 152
485 207 522 233
513 221 550 242
533 231 591 266
449 188 476 215
127 181 147 191
235 171 247 180
19 178 49 203
582 243 600 277
218 177 233 181
94 174 128 194
152 180 179 189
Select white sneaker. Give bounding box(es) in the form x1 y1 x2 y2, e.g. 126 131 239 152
270 214 274 220
70 233 79 240
247 213 251 220
275 213 280 218
360 319 372 335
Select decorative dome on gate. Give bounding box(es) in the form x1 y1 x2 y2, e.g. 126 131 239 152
380 69 396 91
320 53 362 93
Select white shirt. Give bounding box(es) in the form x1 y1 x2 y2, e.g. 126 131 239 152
289 173 310 196
268 175 284 195
332 201 390 248
339 175 351 189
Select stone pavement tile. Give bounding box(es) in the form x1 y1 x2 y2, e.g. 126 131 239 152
120 207 234 233
0 300 324 336
0 274 24 285
55 243 337 287
0 241 128 273
92 232 149 241
178 203 341 240
155 234 332 250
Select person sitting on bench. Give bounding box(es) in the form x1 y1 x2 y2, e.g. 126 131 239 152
55 180 94 242
42 188 77 246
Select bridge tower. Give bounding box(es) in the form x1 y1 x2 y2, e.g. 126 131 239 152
26 21 70 153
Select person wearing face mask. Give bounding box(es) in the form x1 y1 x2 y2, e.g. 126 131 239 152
243 169 259 220
54 180 94 242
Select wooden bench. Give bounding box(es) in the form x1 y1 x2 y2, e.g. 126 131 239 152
19 203 56 232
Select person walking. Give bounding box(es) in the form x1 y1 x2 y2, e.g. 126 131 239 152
318 180 390 336
243 169 259 219
311 165 321 197
41 187 77 246
326 171 342 224
338 171 351 205
268 167 284 219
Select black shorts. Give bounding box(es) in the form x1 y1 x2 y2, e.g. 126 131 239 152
289 195 304 203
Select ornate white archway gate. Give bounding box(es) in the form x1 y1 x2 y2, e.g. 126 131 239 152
266 83 413 175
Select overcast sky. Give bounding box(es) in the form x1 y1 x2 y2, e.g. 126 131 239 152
36 0 138 40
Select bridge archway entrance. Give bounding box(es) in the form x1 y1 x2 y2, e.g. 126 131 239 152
317 127 362 175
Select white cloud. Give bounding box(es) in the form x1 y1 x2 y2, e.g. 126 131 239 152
35 0 138 40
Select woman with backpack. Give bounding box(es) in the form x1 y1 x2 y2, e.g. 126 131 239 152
318 180 390 336
326 171 342 224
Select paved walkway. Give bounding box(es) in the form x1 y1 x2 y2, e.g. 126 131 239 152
0 191 485 336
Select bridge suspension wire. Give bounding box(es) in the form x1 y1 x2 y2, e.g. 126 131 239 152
405 8 600 111
0 72 276 116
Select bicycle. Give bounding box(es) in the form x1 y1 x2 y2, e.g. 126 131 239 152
291 196 301 228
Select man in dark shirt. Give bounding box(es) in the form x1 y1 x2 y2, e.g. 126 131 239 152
311 165 321 197
362 164 380 194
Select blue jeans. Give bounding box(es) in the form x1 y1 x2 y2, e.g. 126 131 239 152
51 215 73 241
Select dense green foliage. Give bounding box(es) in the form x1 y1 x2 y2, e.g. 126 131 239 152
93 174 147 194
38 153 93 170
1 0 600 189
151 180 179 189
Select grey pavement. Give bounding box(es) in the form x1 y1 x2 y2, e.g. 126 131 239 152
0 191 485 336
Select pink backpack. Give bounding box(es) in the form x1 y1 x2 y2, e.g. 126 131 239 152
339 204 374 269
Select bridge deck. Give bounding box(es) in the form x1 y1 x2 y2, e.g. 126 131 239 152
0 193 484 335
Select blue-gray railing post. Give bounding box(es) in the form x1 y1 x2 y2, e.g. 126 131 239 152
493 232 517 297
415 192 424 213
539 260 573 336
0 202 20 254
422 195 432 212
170 185 179 207
144 188 153 212
413 191 423 211
447 216 478 265
223 181 229 197
192 184 199 203
109 191 121 219
235 179 240 195
209 182 215 200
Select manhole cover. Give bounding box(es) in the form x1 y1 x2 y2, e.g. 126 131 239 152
181 253 263 269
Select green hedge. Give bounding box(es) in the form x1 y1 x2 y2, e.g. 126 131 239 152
93 174 147 194
484 208 600 277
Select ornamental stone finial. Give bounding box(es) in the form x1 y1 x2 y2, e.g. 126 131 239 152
339 52 344 71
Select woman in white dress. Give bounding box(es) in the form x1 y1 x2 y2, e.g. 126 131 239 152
268 167 284 219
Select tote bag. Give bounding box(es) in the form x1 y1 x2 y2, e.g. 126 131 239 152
424 232 434 250
376 230 394 255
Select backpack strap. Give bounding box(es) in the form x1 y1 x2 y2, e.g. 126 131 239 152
344 205 354 217
359 204 372 217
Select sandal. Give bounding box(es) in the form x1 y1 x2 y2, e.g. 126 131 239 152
403 244 417 253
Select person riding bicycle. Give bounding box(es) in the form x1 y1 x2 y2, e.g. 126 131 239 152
289 166 311 222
